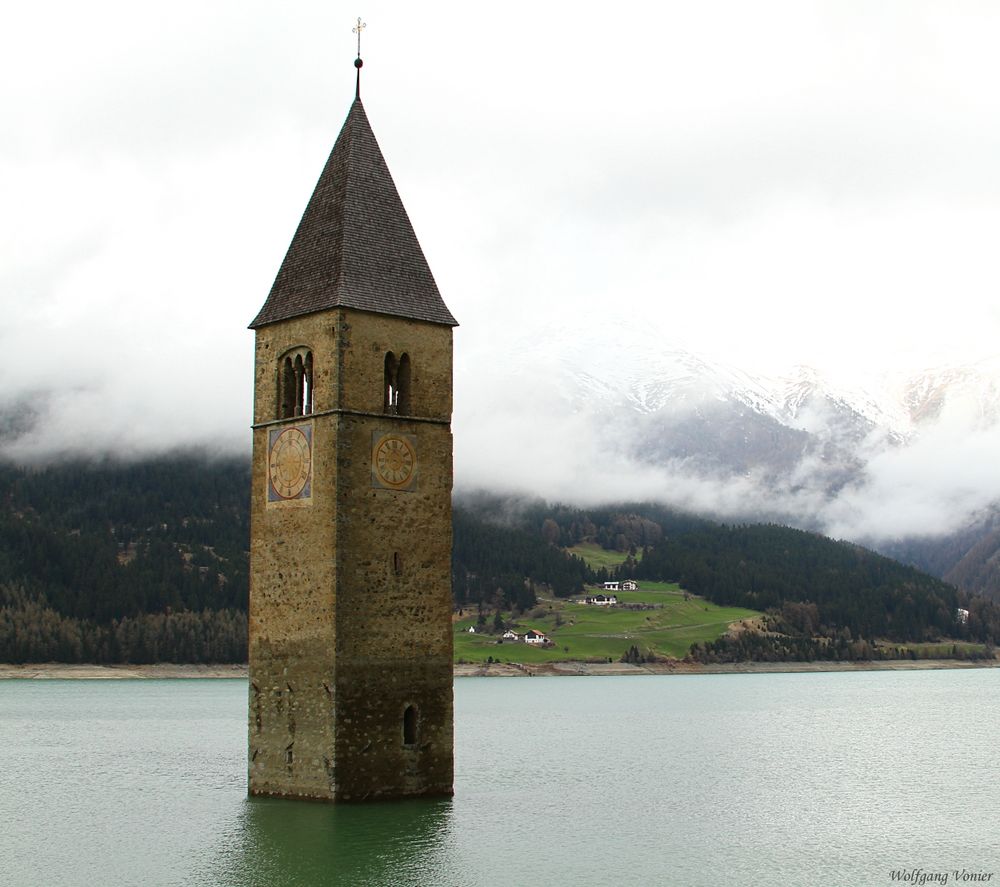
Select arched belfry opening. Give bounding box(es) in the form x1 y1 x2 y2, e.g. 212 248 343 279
384 351 411 416
279 347 313 418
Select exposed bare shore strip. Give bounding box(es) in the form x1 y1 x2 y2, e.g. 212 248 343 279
0 663 249 680
1 659 997 680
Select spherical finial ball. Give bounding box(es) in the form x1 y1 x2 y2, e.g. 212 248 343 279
354 57 363 69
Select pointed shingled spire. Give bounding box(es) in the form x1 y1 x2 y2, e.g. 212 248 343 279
250 98 457 329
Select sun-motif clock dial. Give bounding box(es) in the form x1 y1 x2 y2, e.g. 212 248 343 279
268 425 313 501
372 433 417 491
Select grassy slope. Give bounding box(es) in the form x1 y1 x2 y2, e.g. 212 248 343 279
454 581 759 663
566 543 631 570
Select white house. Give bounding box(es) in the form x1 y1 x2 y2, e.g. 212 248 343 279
467 625 477 633
585 594 618 606
603 581 620 591
502 629 520 641
621 580 638 591
523 629 550 645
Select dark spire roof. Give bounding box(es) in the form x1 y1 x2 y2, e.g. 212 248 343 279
250 99 457 329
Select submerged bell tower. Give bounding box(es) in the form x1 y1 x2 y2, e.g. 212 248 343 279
247 38 457 801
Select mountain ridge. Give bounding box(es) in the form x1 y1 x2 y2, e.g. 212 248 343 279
528 324 1000 438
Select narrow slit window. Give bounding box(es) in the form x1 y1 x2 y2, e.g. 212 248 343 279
402 704 418 746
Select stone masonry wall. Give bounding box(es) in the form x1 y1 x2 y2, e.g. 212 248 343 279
333 308 454 799
249 314 340 800
248 306 454 801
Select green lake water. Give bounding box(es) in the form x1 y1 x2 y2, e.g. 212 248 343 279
1 670 998 887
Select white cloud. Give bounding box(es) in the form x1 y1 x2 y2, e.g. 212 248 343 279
2 0 999 542
824 397 1000 540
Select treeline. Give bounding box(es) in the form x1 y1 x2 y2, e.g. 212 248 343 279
513 498 706 552
0 583 246 664
690 631 995 664
0 456 250 663
451 501 593 609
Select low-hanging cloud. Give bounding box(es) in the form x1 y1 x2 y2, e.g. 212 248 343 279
454 344 1000 547
822 397 1000 541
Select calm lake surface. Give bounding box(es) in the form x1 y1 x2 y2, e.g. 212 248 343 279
1 671 998 887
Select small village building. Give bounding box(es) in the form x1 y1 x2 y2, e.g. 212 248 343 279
467 626 477 633
603 581 620 591
502 629 520 641
621 580 638 591
585 594 618 606
523 629 550 645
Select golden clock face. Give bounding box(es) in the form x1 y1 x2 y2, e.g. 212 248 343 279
372 433 417 491
268 425 312 501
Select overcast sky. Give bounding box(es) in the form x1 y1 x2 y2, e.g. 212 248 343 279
3 1 999 538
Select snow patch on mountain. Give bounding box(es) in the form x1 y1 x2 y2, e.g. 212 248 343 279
505 321 999 446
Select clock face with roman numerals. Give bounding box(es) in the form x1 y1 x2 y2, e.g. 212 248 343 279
372 433 417 491
268 424 312 501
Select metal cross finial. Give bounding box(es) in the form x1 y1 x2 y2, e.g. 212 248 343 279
353 17 366 58
352 17 366 99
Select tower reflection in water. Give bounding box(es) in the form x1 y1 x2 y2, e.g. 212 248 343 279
211 795 455 887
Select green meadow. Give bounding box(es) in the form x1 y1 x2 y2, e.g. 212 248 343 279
565 543 632 570
454 580 759 663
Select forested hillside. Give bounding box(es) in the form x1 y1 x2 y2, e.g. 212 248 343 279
0 457 996 664
631 523 999 661
452 505 592 609
634 524 965 640
465 498 1000 660
0 457 249 663
882 514 1000 603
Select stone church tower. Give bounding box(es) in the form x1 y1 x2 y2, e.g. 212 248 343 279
247 65 457 801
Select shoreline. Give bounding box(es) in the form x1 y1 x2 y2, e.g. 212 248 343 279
455 659 1000 677
1 659 997 680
